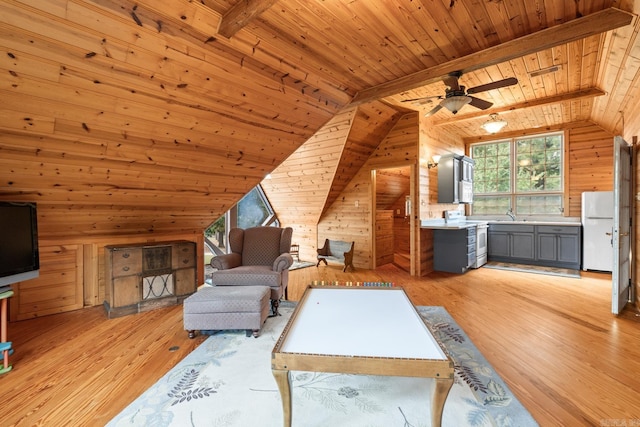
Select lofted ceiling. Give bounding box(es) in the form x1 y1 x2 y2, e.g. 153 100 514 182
1 1 639 237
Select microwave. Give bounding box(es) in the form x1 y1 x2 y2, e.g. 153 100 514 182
459 180 473 204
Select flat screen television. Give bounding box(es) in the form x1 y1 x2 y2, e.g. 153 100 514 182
0 202 40 287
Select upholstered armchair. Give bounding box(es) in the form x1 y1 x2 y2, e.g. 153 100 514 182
209 226 294 315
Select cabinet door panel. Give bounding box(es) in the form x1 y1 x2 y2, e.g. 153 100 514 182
537 234 558 261
558 235 580 264
175 268 196 296
488 231 510 257
113 276 140 307
511 233 535 260
172 242 196 269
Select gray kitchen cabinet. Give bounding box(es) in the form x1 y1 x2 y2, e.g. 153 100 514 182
433 227 476 273
437 154 474 204
488 224 535 262
488 224 581 269
536 226 581 269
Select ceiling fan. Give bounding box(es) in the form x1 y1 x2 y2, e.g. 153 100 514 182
402 71 518 117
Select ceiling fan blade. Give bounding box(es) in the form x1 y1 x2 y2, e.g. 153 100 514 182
467 77 518 94
424 104 443 117
468 96 493 110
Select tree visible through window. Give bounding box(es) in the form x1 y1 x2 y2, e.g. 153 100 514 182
471 132 563 216
205 185 278 256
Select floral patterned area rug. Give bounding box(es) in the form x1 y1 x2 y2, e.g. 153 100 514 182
107 303 538 427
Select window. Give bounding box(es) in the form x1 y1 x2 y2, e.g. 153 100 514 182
204 185 279 256
471 132 563 216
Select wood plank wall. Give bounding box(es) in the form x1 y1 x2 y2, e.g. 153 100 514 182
375 210 394 266
418 118 467 275
263 101 401 263
318 113 420 269
10 232 204 320
261 109 357 262
566 122 615 216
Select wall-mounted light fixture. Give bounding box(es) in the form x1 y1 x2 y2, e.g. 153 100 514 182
481 113 508 134
427 154 441 169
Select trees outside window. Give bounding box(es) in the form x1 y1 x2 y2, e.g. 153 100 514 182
205 186 279 256
471 132 563 216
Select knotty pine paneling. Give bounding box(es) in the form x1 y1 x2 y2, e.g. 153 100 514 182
10 244 83 321
375 210 394 266
9 232 204 319
566 123 614 217
418 118 466 275
263 101 402 263
318 112 420 270
0 0 342 242
262 109 357 263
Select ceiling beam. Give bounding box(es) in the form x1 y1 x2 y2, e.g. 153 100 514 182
217 0 279 38
431 88 607 126
349 7 634 107
462 120 599 145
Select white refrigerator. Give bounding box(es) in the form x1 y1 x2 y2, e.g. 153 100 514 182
581 191 614 272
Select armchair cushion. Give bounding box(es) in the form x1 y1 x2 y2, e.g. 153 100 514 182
211 265 282 288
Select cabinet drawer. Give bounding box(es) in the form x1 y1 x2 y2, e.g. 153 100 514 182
536 225 580 235
489 224 535 233
467 234 476 246
467 251 476 266
111 248 142 278
172 243 196 268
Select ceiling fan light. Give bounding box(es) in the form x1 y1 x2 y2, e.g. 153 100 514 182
440 96 471 114
481 113 508 133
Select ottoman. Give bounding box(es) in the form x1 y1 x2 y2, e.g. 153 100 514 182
183 285 270 338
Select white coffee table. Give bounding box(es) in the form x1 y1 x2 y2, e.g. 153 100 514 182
271 286 454 426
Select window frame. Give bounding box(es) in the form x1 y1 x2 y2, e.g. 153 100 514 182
205 185 279 256
470 131 565 216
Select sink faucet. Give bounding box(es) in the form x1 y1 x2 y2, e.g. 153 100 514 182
506 208 516 221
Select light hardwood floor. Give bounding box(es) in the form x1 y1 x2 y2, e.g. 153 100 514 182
2 264 640 426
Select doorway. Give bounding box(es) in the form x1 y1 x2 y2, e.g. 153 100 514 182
373 166 412 272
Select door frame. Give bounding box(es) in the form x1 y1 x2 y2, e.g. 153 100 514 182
612 136 633 314
371 164 416 274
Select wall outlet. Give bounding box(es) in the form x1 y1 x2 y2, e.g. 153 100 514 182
355 200 359 208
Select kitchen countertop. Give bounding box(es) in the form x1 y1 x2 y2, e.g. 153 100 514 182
486 220 581 226
421 219 582 229
420 219 482 230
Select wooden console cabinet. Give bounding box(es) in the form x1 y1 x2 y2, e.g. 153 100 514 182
104 240 197 318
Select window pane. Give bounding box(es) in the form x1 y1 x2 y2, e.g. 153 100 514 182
472 141 510 196
516 195 563 215
471 132 563 216
472 196 511 214
238 187 272 228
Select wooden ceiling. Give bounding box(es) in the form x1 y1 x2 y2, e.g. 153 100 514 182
1 1 639 237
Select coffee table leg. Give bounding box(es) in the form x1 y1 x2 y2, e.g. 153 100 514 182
272 369 292 427
431 377 454 426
